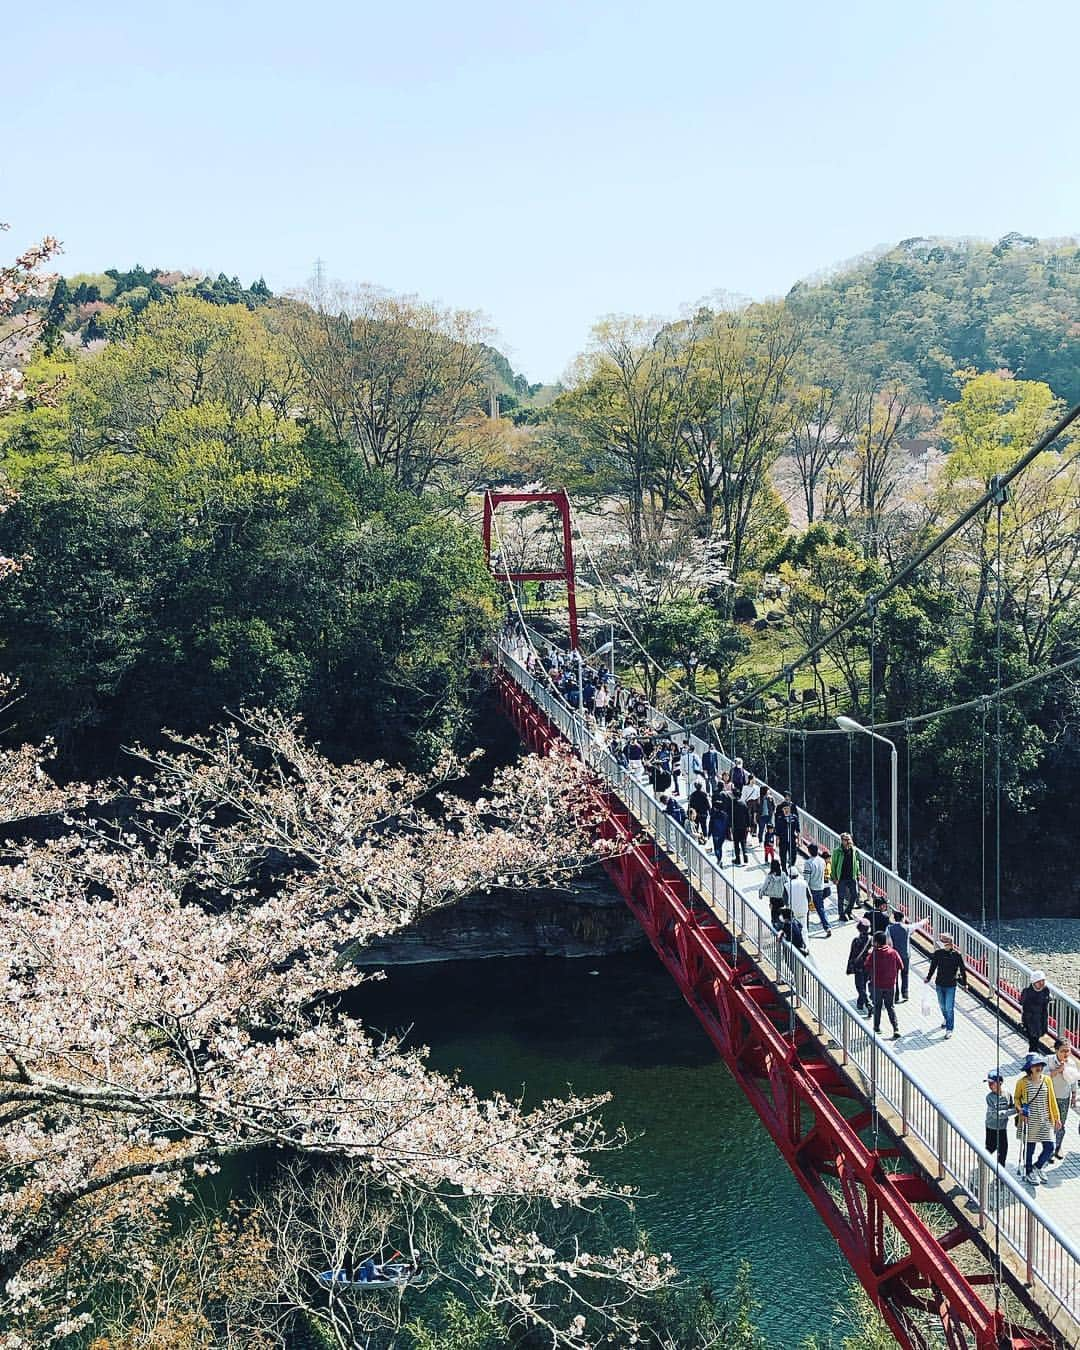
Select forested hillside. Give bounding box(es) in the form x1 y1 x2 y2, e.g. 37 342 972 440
788 233 1080 403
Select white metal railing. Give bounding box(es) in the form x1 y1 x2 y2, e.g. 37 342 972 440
496 639 1080 1330
518 629 1079 1050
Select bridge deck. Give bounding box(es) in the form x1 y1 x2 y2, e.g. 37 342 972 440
493 641 1080 1343
704 836 1079 1244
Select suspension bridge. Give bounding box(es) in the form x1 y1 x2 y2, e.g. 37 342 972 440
483 486 1080 1350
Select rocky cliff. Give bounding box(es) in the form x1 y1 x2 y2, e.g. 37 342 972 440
354 873 645 966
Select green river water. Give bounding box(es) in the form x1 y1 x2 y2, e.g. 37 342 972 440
353 949 849 1347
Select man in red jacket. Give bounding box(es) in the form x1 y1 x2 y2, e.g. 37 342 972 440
864 933 904 1039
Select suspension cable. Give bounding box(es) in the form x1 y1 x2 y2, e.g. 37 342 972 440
725 401 1080 715
723 646 1080 738
905 719 912 882
980 696 988 931
847 732 854 834
992 476 1006 1317
868 600 880 1147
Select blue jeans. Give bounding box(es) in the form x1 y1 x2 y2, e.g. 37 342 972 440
1025 1140 1054 1174
935 984 956 1031
810 889 830 931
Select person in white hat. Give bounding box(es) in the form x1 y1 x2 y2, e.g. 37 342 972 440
1020 971 1050 1053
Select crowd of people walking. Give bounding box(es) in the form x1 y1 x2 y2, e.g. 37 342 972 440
508 634 1078 1188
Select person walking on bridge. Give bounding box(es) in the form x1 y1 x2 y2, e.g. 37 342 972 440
777 905 809 957
984 1070 1016 1167
756 784 773 843
701 745 719 796
731 794 750 865
803 843 831 936
834 832 860 920
776 801 799 872
886 910 931 1002
864 933 903 1039
924 933 967 1038
1020 972 1051 1053
1047 1039 1078 1160
1015 1055 1060 1185
846 919 872 1015
709 791 730 862
760 859 787 928
786 867 810 935
687 780 711 841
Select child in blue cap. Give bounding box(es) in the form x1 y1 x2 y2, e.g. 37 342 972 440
984 1069 1016 1165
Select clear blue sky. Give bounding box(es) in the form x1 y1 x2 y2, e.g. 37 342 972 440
7 1 1080 382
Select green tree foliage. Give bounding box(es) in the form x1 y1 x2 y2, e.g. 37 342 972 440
552 305 802 578
631 597 748 701
937 370 1064 625
799 1280 895 1350
788 234 1080 403
0 299 495 765
280 288 501 496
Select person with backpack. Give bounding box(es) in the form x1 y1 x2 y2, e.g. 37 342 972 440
846 918 872 1015
701 745 719 796
730 757 747 793
777 905 809 956
759 858 787 928
864 932 903 1039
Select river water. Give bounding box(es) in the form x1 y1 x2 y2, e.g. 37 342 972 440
352 919 1078 1348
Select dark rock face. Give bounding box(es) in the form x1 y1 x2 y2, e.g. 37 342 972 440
353 873 645 966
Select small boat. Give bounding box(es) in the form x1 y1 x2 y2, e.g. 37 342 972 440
317 1260 420 1291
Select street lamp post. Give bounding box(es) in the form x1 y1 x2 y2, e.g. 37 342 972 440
836 715 898 874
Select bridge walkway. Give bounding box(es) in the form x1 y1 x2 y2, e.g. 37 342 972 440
494 639 1080 1347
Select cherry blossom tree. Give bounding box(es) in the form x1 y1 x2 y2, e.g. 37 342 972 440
0 223 61 411
0 709 675 1347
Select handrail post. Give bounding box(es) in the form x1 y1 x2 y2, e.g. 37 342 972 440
977 1160 989 1231
936 1114 947 1181
901 1076 910 1138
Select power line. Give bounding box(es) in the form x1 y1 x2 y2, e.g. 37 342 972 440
728 648 1080 737
726 401 1080 715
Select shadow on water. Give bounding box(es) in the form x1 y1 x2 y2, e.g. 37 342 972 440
345 950 852 1348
